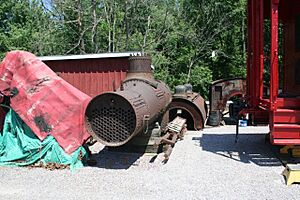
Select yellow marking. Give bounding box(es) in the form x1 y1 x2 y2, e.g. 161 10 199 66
283 164 300 185
280 145 300 157
280 145 294 154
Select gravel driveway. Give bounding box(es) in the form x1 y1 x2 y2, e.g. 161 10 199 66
0 125 299 200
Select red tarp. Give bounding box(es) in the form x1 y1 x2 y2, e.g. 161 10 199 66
0 51 91 154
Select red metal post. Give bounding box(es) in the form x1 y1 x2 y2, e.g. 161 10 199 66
247 0 264 108
259 0 264 100
246 0 252 106
270 0 279 110
253 0 259 107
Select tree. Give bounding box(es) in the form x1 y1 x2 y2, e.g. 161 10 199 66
0 0 248 98
0 0 53 57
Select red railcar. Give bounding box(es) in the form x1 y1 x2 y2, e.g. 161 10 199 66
243 0 300 145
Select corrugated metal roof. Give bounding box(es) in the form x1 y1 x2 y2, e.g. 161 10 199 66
39 52 141 61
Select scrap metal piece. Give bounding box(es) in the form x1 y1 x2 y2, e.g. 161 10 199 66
156 116 187 162
164 84 207 130
85 55 172 147
207 78 246 126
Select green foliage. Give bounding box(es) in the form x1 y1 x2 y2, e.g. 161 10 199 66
0 0 247 98
0 0 56 58
190 65 213 98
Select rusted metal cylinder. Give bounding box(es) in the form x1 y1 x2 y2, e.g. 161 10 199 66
85 55 172 146
163 85 207 131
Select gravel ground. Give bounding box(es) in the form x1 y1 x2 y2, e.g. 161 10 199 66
1 125 300 200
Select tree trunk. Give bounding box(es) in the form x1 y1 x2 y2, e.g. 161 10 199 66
125 1 129 50
142 15 151 53
76 0 85 53
91 0 98 53
187 59 194 83
112 1 116 52
104 1 111 52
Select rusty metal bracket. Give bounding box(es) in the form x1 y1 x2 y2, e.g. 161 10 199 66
143 115 150 134
156 116 187 162
124 78 158 89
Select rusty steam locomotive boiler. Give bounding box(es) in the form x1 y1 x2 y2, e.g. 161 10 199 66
85 55 172 146
163 84 207 131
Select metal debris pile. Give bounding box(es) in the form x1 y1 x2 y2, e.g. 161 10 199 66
156 116 187 161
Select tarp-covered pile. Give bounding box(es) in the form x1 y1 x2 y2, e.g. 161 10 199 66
0 109 87 170
0 51 92 169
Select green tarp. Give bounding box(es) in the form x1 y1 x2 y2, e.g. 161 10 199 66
0 109 87 170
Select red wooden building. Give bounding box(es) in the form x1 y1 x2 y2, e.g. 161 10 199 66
243 0 300 145
40 52 138 97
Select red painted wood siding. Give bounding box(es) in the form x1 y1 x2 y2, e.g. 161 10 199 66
44 58 129 97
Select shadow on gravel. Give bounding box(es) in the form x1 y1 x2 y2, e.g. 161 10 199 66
192 133 282 166
88 147 144 169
